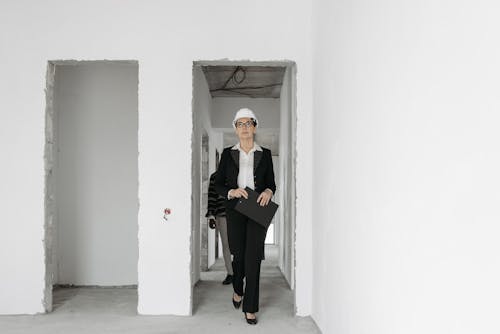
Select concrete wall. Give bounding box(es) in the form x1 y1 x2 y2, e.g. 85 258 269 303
54 62 138 285
0 0 313 317
191 66 212 287
311 0 500 333
278 66 295 288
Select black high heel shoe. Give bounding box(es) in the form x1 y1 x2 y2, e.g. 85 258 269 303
232 295 242 309
244 313 258 325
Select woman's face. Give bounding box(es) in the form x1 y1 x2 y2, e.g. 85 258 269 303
235 117 257 141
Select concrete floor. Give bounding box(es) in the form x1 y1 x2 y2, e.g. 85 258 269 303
0 245 320 333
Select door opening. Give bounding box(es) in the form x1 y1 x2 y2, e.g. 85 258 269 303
190 60 297 314
43 60 139 311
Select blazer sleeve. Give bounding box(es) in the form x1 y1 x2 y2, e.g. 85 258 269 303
205 173 217 218
265 149 276 194
214 148 231 198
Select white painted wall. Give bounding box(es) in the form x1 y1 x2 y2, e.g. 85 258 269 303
54 62 138 285
0 0 313 316
312 0 500 333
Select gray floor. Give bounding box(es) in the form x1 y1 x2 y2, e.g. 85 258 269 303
0 245 320 333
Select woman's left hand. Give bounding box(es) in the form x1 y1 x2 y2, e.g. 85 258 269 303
257 189 273 206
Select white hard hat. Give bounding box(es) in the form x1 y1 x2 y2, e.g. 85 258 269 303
232 108 258 128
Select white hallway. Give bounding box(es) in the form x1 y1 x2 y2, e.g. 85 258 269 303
1 1 500 334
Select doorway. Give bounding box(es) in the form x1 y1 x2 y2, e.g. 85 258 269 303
43 60 139 311
190 60 297 314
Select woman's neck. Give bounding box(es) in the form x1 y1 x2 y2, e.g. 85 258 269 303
239 138 254 153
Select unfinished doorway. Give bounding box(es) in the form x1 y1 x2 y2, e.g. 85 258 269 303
43 61 139 311
191 60 297 314
200 131 210 271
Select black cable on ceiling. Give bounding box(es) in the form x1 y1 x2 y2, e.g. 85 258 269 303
210 83 283 93
210 66 282 96
219 66 243 90
232 67 246 85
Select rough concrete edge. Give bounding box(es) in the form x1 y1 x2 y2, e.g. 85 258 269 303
193 58 295 67
135 60 141 316
49 59 138 65
292 59 314 317
289 63 299 314
188 62 197 316
42 61 56 314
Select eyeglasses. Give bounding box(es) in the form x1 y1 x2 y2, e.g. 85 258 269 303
235 121 255 128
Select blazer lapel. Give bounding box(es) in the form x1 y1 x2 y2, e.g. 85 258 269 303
230 149 239 169
254 150 263 173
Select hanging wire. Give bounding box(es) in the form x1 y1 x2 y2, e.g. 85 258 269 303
210 66 282 96
232 66 246 85
219 66 242 91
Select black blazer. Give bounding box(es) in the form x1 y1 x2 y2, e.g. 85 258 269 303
215 145 276 210
205 172 226 218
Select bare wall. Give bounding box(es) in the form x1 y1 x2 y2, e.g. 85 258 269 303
278 66 295 288
54 62 138 285
312 0 500 333
0 0 313 315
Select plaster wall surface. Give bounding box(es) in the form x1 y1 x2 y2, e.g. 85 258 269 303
54 63 138 285
0 0 313 316
312 0 500 333
191 66 213 287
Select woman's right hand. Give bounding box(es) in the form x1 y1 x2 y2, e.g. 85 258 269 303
229 188 248 199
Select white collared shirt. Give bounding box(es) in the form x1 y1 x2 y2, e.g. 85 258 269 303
233 142 262 190
228 143 263 199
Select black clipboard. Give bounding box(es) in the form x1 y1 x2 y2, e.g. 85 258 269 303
233 187 279 229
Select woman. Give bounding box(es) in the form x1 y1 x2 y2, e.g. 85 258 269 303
214 107 276 325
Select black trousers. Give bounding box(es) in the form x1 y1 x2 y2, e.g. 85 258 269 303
226 208 267 313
